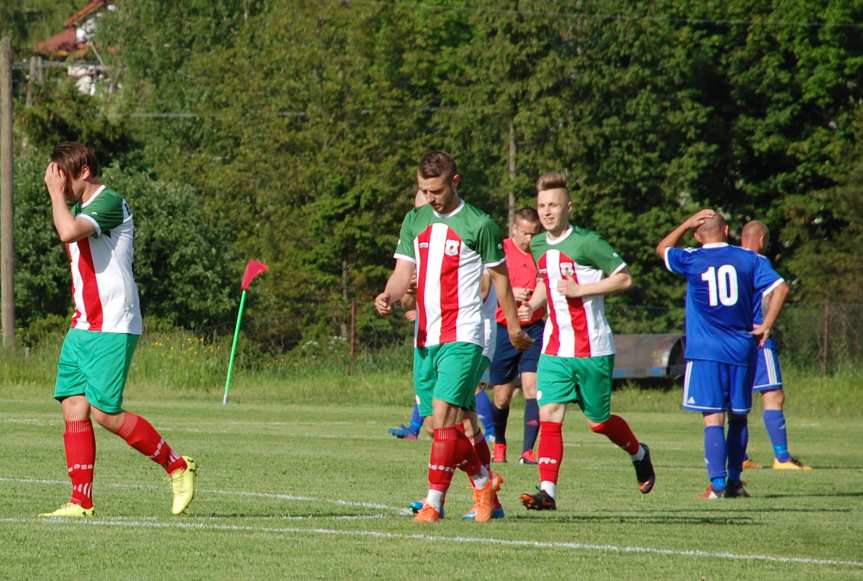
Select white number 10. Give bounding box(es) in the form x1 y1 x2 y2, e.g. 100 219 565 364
701 265 738 306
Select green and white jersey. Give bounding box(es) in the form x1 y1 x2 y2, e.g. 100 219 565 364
394 199 504 348
531 226 625 358
67 185 142 335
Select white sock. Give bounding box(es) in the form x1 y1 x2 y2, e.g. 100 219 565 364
425 489 445 511
540 481 556 499
472 465 490 490
630 444 646 462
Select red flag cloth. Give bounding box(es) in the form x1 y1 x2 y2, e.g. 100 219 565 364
240 259 268 290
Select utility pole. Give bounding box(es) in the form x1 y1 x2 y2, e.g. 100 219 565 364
1 37 15 349
507 118 517 227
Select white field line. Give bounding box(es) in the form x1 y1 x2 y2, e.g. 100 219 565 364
0 476 411 515
1 516 861 569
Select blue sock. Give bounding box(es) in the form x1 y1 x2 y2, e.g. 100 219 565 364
475 390 496 439
408 404 423 433
763 410 790 462
523 399 539 452
704 425 727 492
726 415 748 481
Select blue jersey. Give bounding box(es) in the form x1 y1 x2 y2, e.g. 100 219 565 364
665 243 783 366
750 252 783 350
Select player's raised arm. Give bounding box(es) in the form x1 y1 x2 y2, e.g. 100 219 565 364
656 208 717 258
44 162 97 243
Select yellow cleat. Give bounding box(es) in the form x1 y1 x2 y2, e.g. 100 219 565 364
773 457 814 472
742 458 762 470
39 502 94 517
170 456 198 515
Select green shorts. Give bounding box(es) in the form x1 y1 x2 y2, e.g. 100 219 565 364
461 355 491 414
54 329 139 413
536 354 614 422
414 342 484 417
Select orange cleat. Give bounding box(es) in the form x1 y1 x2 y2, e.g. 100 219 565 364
413 503 442 523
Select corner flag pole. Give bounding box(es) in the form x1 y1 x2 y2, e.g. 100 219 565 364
223 259 268 405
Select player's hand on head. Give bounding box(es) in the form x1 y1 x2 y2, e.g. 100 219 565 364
44 162 67 198
374 292 393 316
687 208 716 230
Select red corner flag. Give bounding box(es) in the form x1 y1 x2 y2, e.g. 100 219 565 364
241 259 268 290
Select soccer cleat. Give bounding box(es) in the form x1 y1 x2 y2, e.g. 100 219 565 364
493 442 507 463
413 503 442 523
409 500 444 519
472 473 504 522
632 443 656 494
170 456 198 515
39 502 95 517
520 488 557 511
518 450 537 465
772 457 814 472
701 485 724 500
742 458 762 470
724 480 751 498
464 479 505 522
387 424 419 440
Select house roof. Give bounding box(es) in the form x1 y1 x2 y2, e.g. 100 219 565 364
34 0 112 58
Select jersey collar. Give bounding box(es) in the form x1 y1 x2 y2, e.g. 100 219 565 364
432 198 465 218
81 185 107 209
546 225 573 246
702 242 729 249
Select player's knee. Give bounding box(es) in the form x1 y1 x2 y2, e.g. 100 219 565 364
728 414 748 426
589 419 610 434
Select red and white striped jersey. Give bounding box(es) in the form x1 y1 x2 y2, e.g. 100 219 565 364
394 200 504 348
531 226 626 358
67 186 142 335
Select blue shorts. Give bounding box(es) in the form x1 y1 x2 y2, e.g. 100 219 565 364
489 321 544 385
682 359 754 415
752 345 783 392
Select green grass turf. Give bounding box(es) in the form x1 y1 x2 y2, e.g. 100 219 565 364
1 394 861 580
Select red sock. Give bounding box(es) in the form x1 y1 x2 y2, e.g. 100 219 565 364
454 429 482 480
590 415 640 455
538 421 564 484
118 413 187 474
472 432 491 469
64 419 95 509
428 427 458 493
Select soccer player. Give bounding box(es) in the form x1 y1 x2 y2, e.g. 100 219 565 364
740 220 812 471
375 151 532 523
518 172 655 511
488 207 545 464
39 143 197 517
657 209 788 498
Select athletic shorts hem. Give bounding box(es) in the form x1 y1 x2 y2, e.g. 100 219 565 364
753 383 783 392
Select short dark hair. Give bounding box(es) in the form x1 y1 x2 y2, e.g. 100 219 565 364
536 171 567 193
51 142 100 179
514 207 540 223
418 150 457 180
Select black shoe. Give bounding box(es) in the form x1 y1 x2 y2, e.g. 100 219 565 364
633 443 656 494
724 480 750 498
520 489 557 511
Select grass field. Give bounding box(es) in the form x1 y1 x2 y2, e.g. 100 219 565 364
2 384 862 580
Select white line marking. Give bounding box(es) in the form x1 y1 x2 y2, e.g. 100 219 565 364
0 476 411 515
1 517 860 568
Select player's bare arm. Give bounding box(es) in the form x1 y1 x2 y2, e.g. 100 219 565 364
519 279 547 322
489 263 533 351
656 208 717 257
752 281 790 346
557 269 633 299
44 162 96 243
375 259 416 316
